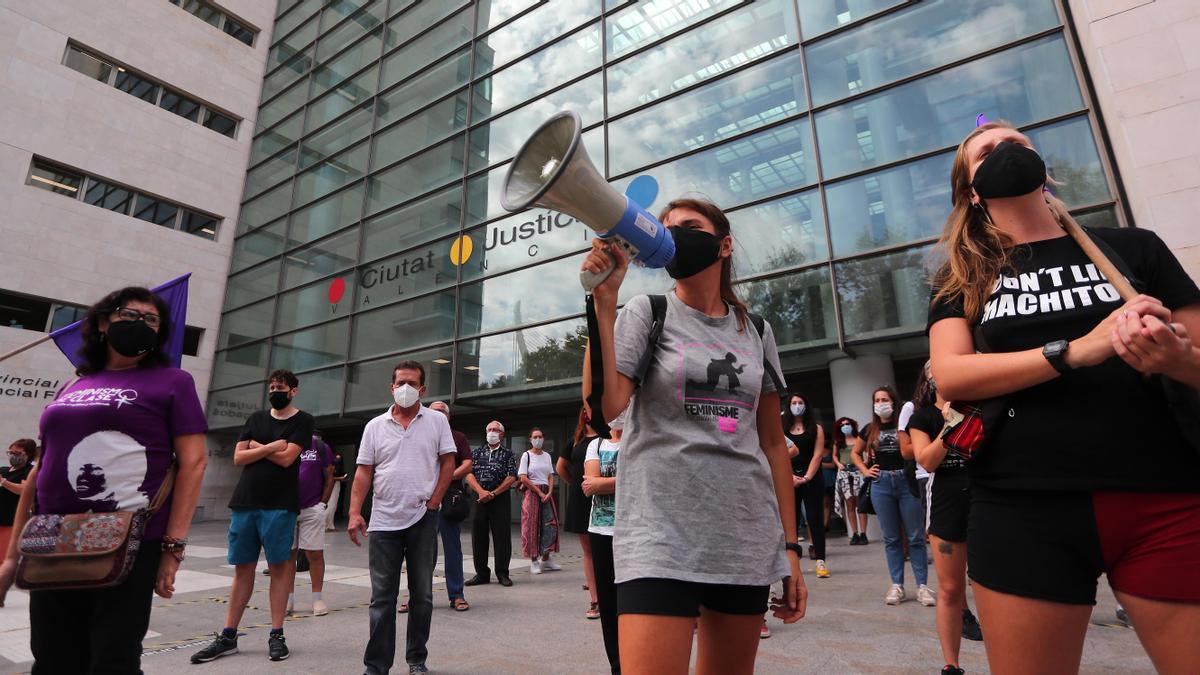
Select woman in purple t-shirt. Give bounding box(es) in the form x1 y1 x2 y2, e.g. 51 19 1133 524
0 286 208 673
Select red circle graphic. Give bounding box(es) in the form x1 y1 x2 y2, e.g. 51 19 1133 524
328 278 346 304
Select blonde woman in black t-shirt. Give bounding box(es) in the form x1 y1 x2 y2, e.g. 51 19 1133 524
928 120 1200 674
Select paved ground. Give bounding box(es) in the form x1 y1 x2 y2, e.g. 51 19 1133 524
0 520 1152 674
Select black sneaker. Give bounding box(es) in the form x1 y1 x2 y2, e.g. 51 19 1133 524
408 664 429 674
962 609 983 641
850 533 862 545
941 666 964 675
860 534 869 544
268 633 289 661
191 633 238 663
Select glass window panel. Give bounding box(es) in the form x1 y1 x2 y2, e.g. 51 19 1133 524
277 0 301 16
373 90 470 170
238 180 293 233
251 110 303 165
29 161 83 196
270 319 350 371
281 227 360 290
158 90 201 122
463 163 510 229
211 342 269 389
612 117 816 211
815 35 1084 179
181 0 221 26
606 0 797 116
362 184 462 260
353 235 459 310
310 29 383 99
114 69 160 103
460 254 588 337
385 1 470 51
473 0 598 79
206 382 261 430
204 110 238 138
379 5 473 90
224 260 280 308
366 134 466 214
275 272 355 332
132 194 179 227
351 290 456 358
289 184 364 246
180 210 219 239
607 53 804 176
458 209 591 284
457 317 587 394
261 48 312 102
607 0 745 59
317 0 386 63
274 0 322 43
83 179 133 214
63 46 113 82
299 101 374 170
807 0 1060 107
826 151 953 257
1027 115 1112 208
468 74 604 172
269 19 317 72
219 299 275 349
231 220 287 274
377 50 472 133
836 245 933 341
49 305 86 333
258 77 309 131
223 17 255 46
304 65 378 133
475 23 602 119
294 141 370 205
477 0 539 34
798 0 904 38
289 366 345 416
1072 207 1119 230
729 189 827 279
738 266 837 351
322 0 372 32
346 345 454 412
244 146 297 200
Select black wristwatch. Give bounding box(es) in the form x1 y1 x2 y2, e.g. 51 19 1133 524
784 542 803 557
1043 339 1070 374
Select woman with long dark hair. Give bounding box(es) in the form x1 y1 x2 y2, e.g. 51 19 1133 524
831 418 868 544
583 197 805 674
851 386 934 607
557 406 601 618
929 121 1200 673
0 286 208 672
782 393 829 578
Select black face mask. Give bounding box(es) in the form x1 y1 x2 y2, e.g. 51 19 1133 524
971 141 1047 200
665 227 724 280
106 320 158 358
269 391 292 410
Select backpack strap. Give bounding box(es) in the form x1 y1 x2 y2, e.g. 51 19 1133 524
631 295 668 386
748 312 787 396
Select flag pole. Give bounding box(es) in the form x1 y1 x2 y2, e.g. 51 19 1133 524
0 334 53 364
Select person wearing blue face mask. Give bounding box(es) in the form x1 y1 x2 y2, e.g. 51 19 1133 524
831 418 868 545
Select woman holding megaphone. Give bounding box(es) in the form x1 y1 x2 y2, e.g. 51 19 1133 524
582 197 806 675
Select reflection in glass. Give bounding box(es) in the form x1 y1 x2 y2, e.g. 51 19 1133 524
270 319 350 371
261 49 310 102
473 0 598 79
806 0 1059 106
317 0 386 63
468 74 603 171
64 46 112 82
276 273 354 333
351 290 456 358
477 0 540 34
346 345 454 412
299 102 374 170
322 0 373 32
366 135 466 214
204 110 238 138
815 36 1084 179
132 195 179 227
159 91 201 122
1071 207 1118 230
281 227 360 290
474 23 601 118
211 342 269 389
1027 115 1112 208
180 211 219 239
385 0 470 51
460 252 588 337
115 70 160 103
372 90 471 170
250 111 303 165
289 184 365 247
836 245 933 341
231 220 287 274
238 180 292 234
798 0 903 38
463 163 510 228
380 4 473 90
83 179 133 214
353 236 459 310
608 54 804 176
362 185 463 260
244 146 298 199
294 141 369 205
206 382 262 429
224 259 281 309
29 161 82 196
825 152 953 257
377 47 472 129
458 210 592 284
606 0 797 115
458 317 588 394
218 299 275 349
310 29 383 100
289 366 345 416
258 77 309 131
274 0 321 42
729 189 827 279
304 65 379 134
738 266 837 351
607 0 745 59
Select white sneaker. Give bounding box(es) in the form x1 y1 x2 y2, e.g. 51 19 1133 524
312 599 329 616
530 559 543 575
885 584 906 605
542 557 562 571
918 584 937 607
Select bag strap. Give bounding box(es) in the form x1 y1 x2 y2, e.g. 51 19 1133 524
584 294 612 439
748 313 787 395
147 463 177 514
631 295 668 386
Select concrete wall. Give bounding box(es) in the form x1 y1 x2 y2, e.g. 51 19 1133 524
0 0 271 509
1068 0 1200 279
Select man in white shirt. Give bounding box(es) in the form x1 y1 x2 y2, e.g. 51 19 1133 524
349 360 456 675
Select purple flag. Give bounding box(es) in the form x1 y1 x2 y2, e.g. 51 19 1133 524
50 274 191 369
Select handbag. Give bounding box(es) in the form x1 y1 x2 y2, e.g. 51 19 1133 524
856 477 875 515
941 322 1011 462
441 485 469 522
15 465 176 591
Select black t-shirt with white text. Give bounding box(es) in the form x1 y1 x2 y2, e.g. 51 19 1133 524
229 409 315 512
927 228 1200 492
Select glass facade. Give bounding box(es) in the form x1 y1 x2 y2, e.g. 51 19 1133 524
209 0 1122 429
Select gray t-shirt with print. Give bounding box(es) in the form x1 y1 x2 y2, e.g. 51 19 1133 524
611 293 790 586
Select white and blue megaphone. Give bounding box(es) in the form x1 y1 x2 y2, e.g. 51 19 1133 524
500 110 675 291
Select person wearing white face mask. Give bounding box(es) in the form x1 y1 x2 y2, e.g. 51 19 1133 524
583 406 628 674
852 386 933 607
465 420 517 587
347 360 457 675
519 427 560 574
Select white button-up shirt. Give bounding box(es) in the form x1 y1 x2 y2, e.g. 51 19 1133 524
357 405 457 532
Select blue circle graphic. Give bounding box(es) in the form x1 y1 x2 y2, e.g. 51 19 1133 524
625 175 659 210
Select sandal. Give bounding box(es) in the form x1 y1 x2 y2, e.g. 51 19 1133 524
398 603 409 614
452 598 470 611
586 602 600 620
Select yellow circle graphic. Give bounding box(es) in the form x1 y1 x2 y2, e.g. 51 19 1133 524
449 235 474 266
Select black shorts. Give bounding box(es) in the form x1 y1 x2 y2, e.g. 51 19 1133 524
928 469 969 542
616 578 769 617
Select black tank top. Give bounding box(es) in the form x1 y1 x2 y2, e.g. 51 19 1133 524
869 421 903 471
786 426 817 476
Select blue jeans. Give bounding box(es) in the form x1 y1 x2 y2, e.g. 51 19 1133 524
364 510 438 674
437 510 465 601
871 470 928 586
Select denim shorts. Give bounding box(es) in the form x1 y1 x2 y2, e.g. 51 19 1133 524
228 508 298 565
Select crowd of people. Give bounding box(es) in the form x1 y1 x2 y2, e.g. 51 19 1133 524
0 120 1197 675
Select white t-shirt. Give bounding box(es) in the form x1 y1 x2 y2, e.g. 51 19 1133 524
898 401 931 478
518 450 554 486
357 406 457 532
585 438 620 537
